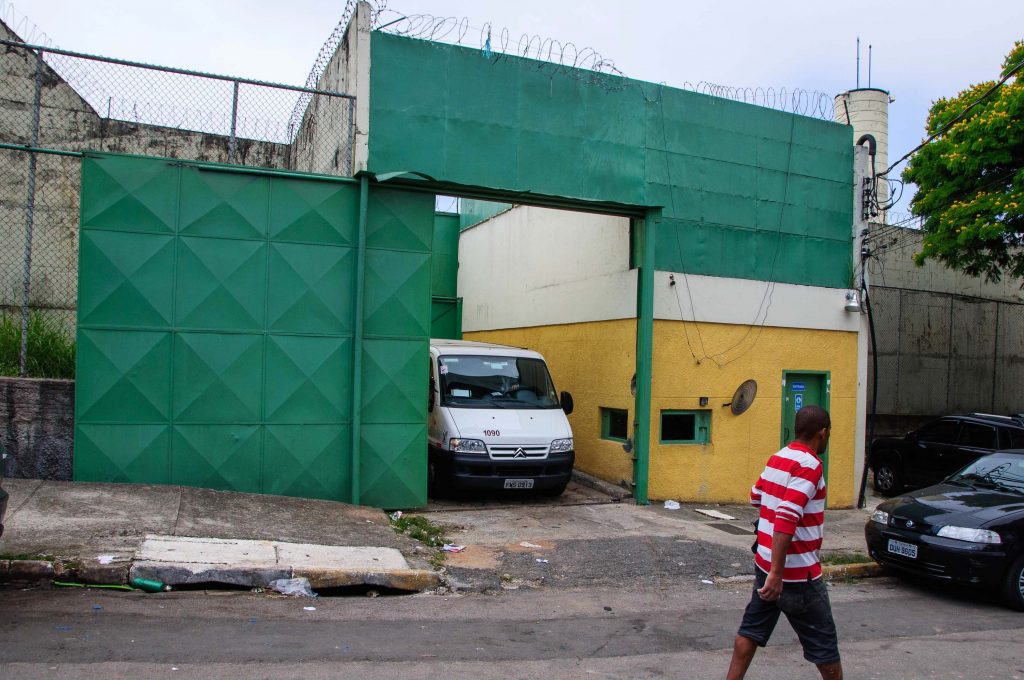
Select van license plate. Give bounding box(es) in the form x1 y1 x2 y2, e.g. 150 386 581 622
504 479 534 489
887 539 917 559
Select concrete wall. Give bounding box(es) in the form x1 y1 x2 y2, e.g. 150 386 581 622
292 1 368 175
0 377 74 480
868 223 1024 302
868 285 1024 424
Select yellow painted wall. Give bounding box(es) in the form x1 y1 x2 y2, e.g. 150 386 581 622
467 319 859 508
467 320 637 489
651 321 858 508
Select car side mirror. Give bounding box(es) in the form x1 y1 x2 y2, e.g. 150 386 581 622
428 377 436 413
560 391 574 415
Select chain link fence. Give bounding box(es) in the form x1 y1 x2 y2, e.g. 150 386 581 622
0 34 356 377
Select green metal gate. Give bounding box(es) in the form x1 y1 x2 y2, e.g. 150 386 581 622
73 153 433 508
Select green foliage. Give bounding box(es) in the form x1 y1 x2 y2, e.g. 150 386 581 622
389 513 449 548
902 40 1024 281
0 311 76 379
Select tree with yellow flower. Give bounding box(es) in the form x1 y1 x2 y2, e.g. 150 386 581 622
902 40 1024 281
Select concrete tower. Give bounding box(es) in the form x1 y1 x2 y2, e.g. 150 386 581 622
835 88 892 221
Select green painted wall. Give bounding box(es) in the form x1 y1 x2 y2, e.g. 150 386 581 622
459 199 511 232
430 211 462 339
368 33 854 289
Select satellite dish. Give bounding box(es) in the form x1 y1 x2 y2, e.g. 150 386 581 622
725 379 758 415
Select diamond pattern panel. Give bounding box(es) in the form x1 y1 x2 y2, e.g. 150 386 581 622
267 243 354 334
76 330 171 422
175 237 267 330
173 333 262 422
270 178 359 245
80 155 179 234
361 339 428 424
264 425 351 500
265 335 352 423
77 156 433 507
366 187 434 252
360 423 427 508
363 250 431 337
78 231 174 328
178 168 269 239
74 424 170 483
171 425 262 492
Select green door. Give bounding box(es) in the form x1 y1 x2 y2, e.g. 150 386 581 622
780 371 830 484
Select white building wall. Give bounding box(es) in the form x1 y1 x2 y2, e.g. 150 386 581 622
459 206 862 334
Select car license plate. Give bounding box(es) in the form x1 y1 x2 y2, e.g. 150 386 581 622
887 538 918 559
504 479 534 489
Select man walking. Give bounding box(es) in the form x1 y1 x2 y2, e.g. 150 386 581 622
726 405 842 680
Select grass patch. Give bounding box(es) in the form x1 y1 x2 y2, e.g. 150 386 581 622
0 311 75 379
390 514 449 548
0 552 56 562
821 552 871 566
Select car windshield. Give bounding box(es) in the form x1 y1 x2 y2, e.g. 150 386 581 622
438 355 560 409
949 454 1024 494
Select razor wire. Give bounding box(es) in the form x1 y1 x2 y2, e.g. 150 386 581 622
680 82 836 120
366 3 835 118
0 36 356 376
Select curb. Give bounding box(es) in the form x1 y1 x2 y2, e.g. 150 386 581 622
0 558 131 586
571 469 631 500
822 562 883 579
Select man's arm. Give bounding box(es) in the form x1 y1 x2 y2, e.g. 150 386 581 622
757 530 793 601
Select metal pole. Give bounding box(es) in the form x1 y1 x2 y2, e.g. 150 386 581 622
632 210 657 505
346 97 355 175
350 176 369 504
19 48 44 377
228 80 239 164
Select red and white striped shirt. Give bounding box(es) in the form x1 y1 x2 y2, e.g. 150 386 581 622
750 442 826 582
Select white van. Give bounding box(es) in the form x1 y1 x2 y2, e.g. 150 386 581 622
428 339 575 496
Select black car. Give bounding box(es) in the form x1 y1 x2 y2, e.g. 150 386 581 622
865 451 1024 610
870 414 1024 496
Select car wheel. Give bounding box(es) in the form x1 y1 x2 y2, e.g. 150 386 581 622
872 460 902 496
1002 555 1024 611
427 461 450 499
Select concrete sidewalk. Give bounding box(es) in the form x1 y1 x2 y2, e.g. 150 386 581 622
0 477 881 594
0 479 440 591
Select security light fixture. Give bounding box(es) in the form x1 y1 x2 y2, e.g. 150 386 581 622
844 290 862 313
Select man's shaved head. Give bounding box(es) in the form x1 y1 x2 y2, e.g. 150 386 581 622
795 405 830 439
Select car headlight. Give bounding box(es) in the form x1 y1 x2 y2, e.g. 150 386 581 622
870 509 890 525
936 526 1002 544
550 438 573 453
450 438 487 454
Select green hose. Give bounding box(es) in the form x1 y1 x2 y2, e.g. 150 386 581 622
53 580 135 591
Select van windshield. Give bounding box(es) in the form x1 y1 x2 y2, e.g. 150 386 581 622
438 355 560 409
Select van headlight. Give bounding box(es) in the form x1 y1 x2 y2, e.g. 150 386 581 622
450 438 487 454
936 526 1002 544
550 438 573 453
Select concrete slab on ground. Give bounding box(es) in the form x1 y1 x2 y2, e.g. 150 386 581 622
130 535 434 590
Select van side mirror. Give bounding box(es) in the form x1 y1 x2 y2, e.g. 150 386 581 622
428 377 436 413
560 391 574 415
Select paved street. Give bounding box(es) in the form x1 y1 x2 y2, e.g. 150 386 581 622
2 572 1022 678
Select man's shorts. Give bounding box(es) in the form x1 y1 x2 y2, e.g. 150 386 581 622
737 568 841 665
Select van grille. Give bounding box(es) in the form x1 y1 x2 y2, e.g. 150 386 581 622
488 445 549 460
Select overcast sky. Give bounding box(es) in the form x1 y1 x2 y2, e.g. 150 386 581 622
8 0 1023 215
